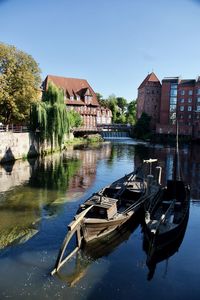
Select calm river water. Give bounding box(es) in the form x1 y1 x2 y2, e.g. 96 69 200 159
0 139 200 300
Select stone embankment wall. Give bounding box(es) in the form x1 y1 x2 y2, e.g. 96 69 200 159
0 132 74 163
0 132 39 163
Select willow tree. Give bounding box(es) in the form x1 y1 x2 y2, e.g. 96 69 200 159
30 82 70 150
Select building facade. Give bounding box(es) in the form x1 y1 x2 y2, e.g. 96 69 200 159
157 76 200 138
136 72 162 129
137 73 200 138
42 75 112 129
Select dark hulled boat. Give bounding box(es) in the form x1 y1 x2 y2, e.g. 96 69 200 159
144 179 190 248
143 211 189 281
144 122 190 254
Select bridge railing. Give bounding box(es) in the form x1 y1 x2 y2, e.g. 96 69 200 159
97 123 132 131
0 124 29 133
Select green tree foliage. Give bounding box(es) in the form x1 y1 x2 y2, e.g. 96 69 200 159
30 82 70 149
134 112 152 139
107 94 118 123
68 109 83 128
0 42 41 124
96 92 109 108
116 97 127 114
96 92 103 103
96 92 136 125
126 100 137 125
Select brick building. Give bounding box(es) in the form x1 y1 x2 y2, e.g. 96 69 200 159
136 72 162 129
137 73 200 138
42 75 112 129
157 76 200 138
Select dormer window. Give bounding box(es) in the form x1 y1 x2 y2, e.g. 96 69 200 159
85 95 92 103
76 95 80 101
70 96 74 100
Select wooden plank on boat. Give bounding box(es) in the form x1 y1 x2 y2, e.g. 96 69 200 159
69 205 94 231
51 246 79 275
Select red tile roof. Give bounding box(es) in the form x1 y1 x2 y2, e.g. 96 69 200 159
138 72 161 89
65 100 85 105
43 75 99 106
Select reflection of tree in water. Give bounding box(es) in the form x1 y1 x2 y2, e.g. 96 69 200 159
0 188 41 249
28 155 81 192
106 145 117 167
0 154 81 250
106 143 150 172
106 143 136 167
134 144 150 163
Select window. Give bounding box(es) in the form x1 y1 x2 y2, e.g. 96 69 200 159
70 96 74 100
171 84 178 89
196 105 200 111
170 105 176 112
170 97 177 105
188 106 192 111
189 90 193 95
197 88 200 95
188 114 192 119
197 97 200 103
180 98 184 103
180 90 185 95
188 98 192 103
170 89 177 96
76 95 80 100
180 106 184 111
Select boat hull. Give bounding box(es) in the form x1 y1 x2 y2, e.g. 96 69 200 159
82 212 134 243
144 181 190 250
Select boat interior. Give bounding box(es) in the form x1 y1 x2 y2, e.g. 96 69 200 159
79 184 144 220
152 180 187 225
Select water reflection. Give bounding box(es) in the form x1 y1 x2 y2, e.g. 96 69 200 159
142 214 189 281
56 217 140 287
0 144 111 250
133 143 200 199
0 140 200 299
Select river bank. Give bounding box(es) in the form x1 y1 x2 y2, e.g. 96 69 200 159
0 132 103 164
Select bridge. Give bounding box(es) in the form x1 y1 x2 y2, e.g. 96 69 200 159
73 124 133 138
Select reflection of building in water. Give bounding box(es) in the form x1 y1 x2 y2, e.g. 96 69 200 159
65 144 111 197
165 152 174 180
136 144 200 199
188 145 200 200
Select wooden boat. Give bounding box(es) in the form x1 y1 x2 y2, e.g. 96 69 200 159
144 179 190 247
51 159 161 275
144 122 190 253
143 203 189 281
77 171 158 243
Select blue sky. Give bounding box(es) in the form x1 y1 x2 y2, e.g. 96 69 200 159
0 0 200 100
